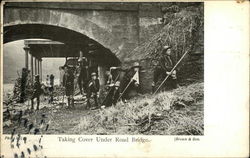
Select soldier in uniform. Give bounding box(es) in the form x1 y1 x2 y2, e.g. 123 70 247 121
120 62 141 101
63 65 75 108
31 75 42 110
86 72 100 109
20 68 29 103
102 67 124 107
103 80 121 107
75 59 84 95
82 57 89 95
110 81 121 105
153 45 178 91
75 57 89 95
49 74 54 103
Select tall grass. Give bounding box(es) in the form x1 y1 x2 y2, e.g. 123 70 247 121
76 82 204 135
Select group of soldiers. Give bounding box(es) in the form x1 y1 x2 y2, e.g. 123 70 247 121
29 45 178 111
101 45 178 108
62 57 100 109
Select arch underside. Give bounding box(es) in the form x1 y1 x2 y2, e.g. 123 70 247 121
4 24 120 66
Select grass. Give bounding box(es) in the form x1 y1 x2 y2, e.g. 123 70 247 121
76 82 204 135
123 5 204 64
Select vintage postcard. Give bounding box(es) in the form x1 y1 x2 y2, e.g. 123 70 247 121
0 0 249 158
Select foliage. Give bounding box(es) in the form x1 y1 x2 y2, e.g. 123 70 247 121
123 5 204 67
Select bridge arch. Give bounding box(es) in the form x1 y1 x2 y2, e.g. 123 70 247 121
4 6 114 49
4 4 141 62
4 6 124 65
4 23 120 66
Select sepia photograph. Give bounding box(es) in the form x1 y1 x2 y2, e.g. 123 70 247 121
2 2 204 136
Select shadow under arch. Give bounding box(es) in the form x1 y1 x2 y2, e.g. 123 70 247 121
4 24 120 66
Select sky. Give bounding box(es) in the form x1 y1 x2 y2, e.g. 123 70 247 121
3 40 66 84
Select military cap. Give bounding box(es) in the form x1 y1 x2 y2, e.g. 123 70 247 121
131 62 141 68
163 45 171 50
91 72 97 76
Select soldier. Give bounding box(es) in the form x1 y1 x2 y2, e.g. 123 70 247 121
49 74 54 103
86 72 100 109
105 70 113 85
31 75 42 110
20 68 29 103
82 57 89 95
120 62 141 101
75 57 89 95
110 81 121 105
63 65 75 108
75 59 84 95
102 66 127 107
153 45 178 91
103 80 121 107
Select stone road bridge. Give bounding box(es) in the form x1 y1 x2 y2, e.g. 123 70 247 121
4 2 166 64
3 2 170 91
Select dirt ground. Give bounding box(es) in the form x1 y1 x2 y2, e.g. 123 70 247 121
3 100 97 134
3 82 204 135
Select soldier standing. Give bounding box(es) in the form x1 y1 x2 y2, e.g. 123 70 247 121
76 57 89 96
31 75 42 110
82 57 89 95
63 65 75 108
86 72 100 109
76 59 84 95
153 45 178 91
49 74 54 103
20 68 28 103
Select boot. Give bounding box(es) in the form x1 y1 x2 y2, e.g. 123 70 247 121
67 98 71 108
86 99 91 110
36 100 40 110
31 99 34 110
94 95 98 109
71 97 75 109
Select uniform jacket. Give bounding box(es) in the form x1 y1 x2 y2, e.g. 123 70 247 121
159 55 175 72
153 54 177 84
120 68 140 97
33 81 42 96
76 65 89 80
63 71 74 88
87 78 100 93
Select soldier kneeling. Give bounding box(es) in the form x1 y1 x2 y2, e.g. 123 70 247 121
86 72 100 110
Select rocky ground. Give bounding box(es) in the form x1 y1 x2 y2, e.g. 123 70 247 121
3 82 203 135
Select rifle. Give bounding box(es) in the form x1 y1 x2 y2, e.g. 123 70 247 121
101 74 120 105
153 49 190 95
117 69 139 101
117 78 133 101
